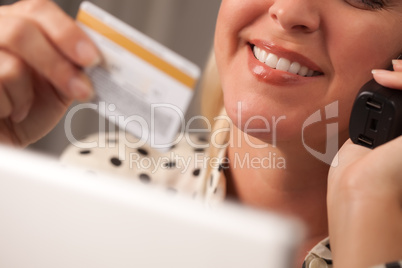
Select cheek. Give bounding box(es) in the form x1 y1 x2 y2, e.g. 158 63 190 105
318 17 402 136
217 0 268 29
327 17 400 83
324 24 400 126
215 0 268 55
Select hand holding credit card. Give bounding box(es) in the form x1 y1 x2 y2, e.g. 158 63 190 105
76 1 200 151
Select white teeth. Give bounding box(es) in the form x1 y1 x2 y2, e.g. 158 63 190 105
276 58 291 72
289 62 301 74
298 66 309 76
260 50 268 63
252 46 319 77
253 46 259 59
265 53 278 69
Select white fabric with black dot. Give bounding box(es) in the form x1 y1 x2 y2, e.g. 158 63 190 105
61 133 402 268
303 238 332 268
301 236 402 268
61 132 226 203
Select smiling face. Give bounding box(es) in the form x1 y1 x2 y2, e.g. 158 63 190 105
214 0 402 145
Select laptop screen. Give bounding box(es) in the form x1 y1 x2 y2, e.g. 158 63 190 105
0 146 304 268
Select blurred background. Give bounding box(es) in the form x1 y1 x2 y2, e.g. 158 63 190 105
0 0 221 156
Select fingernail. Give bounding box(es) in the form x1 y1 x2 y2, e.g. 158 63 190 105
76 40 102 67
371 69 389 75
69 74 94 101
392 59 402 66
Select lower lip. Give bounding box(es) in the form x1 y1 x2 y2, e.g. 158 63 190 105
247 46 316 85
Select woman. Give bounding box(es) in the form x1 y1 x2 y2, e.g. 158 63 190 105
212 0 402 267
0 0 401 267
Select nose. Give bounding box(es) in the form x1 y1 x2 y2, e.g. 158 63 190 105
268 0 320 33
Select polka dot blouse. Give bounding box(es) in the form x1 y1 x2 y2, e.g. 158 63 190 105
61 132 226 206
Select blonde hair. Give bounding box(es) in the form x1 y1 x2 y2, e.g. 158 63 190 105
200 49 224 123
199 48 231 159
198 49 231 198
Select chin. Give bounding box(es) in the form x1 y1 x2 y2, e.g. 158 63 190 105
224 99 307 144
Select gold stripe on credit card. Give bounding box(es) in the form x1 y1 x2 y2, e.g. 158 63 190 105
77 10 197 89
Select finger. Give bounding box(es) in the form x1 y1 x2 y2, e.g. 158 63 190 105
12 74 73 147
0 83 12 119
369 137 402 204
0 16 94 101
371 69 402 89
370 136 402 179
329 140 370 190
0 51 34 123
392 59 402 72
0 0 101 67
337 139 370 166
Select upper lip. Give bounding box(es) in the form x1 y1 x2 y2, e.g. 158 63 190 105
250 40 323 74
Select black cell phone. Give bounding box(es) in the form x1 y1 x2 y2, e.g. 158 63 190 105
349 71 402 149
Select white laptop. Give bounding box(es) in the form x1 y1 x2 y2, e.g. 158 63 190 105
0 145 304 268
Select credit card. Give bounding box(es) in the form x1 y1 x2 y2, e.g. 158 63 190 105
76 1 200 150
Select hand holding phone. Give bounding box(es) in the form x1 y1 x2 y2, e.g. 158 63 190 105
349 69 402 148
